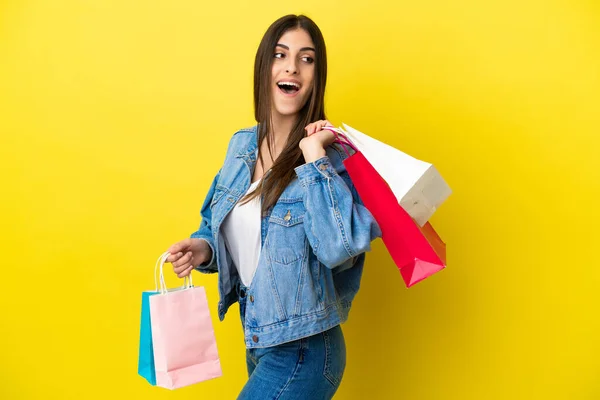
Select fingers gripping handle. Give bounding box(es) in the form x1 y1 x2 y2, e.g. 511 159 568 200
154 251 194 294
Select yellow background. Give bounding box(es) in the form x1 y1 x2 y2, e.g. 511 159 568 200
1 0 599 399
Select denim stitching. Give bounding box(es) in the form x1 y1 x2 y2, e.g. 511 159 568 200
265 249 286 320
326 177 354 260
273 340 304 400
322 330 338 387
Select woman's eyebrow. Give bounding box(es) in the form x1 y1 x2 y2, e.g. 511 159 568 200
276 43 316 52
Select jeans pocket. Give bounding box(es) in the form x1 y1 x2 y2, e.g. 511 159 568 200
322 326 346 388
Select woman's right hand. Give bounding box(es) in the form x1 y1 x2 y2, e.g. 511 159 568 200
166 238 212 278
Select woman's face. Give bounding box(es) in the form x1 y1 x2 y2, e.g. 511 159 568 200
271 28 316 120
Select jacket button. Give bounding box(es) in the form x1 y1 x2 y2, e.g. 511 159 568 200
252 335 259 343
250 295 254 302
319 164 328 170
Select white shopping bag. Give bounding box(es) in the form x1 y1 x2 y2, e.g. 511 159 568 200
336 123 451 226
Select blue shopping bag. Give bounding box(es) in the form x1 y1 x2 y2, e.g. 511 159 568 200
138 290 159 385
138 252 171 385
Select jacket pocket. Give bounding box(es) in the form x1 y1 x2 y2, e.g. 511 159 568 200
267 201 306 265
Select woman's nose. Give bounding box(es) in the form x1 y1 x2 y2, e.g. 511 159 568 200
285 60 298 74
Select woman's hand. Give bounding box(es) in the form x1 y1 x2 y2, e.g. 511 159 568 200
304 119 333 136
300 120 336 162
166 238 212 278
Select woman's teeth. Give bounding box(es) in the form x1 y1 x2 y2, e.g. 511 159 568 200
277 82 300 94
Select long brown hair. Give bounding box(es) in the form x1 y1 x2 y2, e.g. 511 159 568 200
240 14 328 213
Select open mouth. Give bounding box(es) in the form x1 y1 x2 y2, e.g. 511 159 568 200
277 81 301 95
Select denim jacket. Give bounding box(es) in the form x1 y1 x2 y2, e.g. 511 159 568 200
190 125 382 348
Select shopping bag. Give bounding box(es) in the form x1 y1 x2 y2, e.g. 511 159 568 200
406 221 447 286
338 123 451 226
138 252 173 385
139 252 222 389
326 127 446 287
138 290 159 385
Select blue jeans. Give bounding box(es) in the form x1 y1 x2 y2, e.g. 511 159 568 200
236 282 346 399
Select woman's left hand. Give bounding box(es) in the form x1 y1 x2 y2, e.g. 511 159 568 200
305 120 333 136
299 120 336 153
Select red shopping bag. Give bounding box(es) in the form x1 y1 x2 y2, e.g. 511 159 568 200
328 129 446 287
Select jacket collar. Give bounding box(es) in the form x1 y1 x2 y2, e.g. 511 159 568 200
235 124 259 162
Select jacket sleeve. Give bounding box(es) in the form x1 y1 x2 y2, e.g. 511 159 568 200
294 154 382 269
190 168 221 274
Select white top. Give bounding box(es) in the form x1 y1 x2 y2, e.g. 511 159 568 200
221 179 262 287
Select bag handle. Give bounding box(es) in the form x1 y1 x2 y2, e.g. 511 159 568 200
154 251 194 294
322 127 358 158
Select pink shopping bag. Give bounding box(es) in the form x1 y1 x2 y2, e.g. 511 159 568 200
149 252 222 389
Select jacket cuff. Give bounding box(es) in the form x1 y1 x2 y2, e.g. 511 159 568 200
294 156 336 183
189 235 217 273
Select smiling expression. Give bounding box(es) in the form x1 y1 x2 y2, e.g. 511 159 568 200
271 28 316 119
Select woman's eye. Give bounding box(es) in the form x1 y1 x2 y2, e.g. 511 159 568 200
274 52 285 59
302 56 314 64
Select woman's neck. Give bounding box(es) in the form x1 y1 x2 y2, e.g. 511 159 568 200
269 113 297 145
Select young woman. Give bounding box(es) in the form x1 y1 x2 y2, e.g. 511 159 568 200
166 14 381 400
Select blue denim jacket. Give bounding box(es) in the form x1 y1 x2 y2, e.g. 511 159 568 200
190 125 382 348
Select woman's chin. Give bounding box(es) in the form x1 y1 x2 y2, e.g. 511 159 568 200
273 105 301 118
